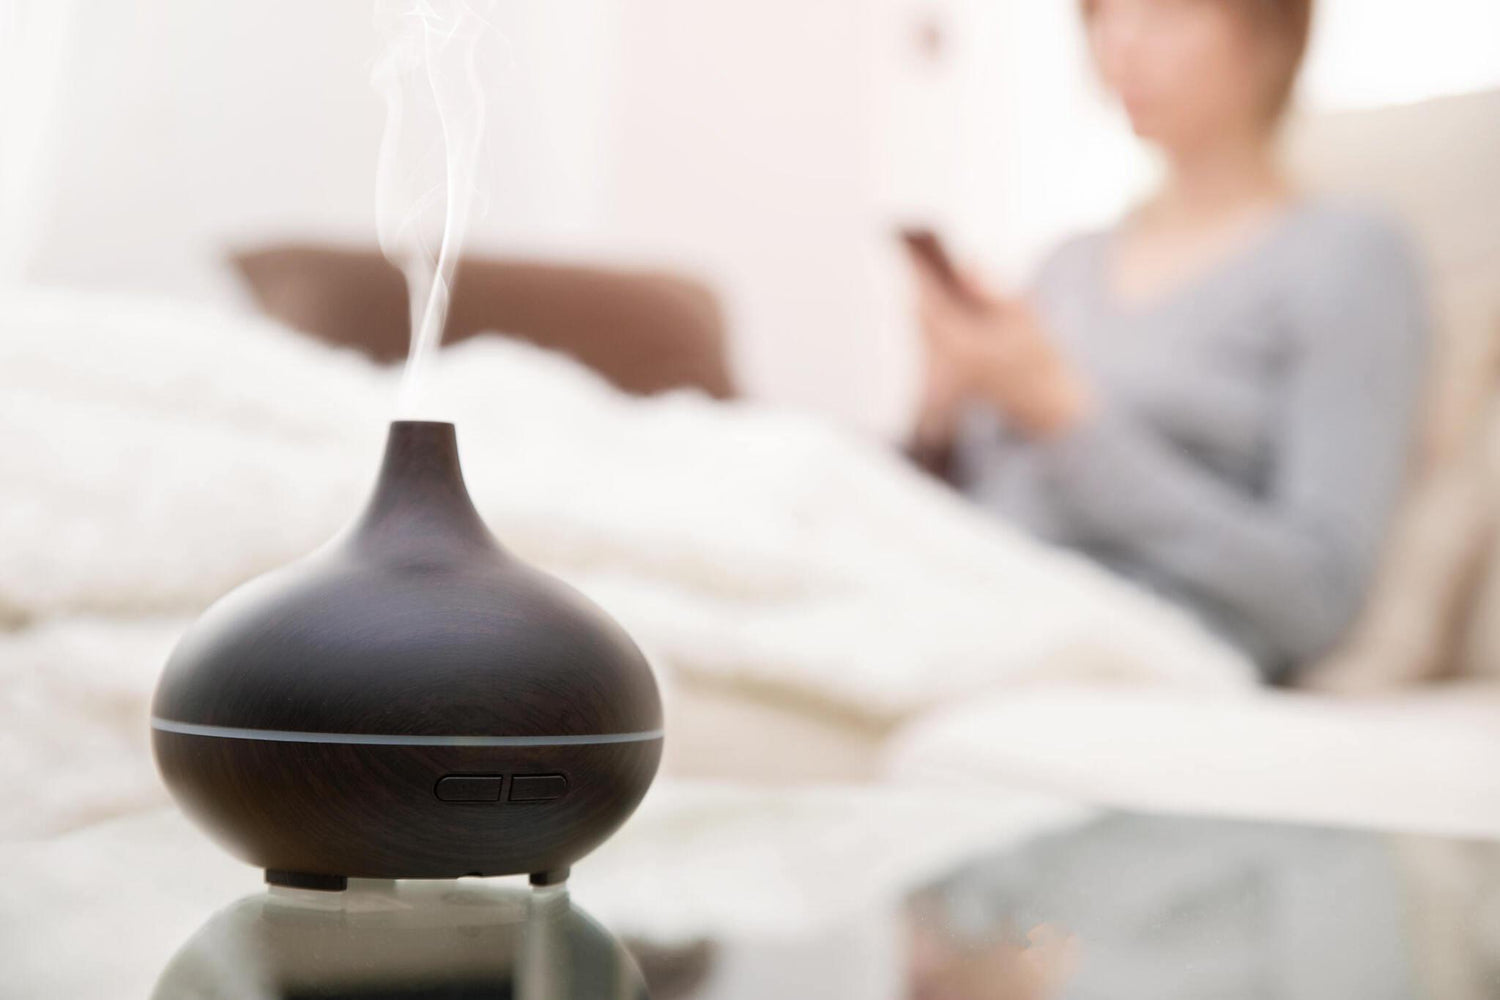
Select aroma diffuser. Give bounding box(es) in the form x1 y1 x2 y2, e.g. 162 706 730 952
151 421 662 890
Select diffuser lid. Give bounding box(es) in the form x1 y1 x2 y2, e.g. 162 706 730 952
152 421 661 741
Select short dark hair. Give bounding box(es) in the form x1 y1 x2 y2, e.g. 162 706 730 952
1081 0 1314 120
1247 0 1314 117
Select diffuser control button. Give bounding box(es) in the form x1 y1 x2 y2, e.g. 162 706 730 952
435 775 504 802
509 773 568 803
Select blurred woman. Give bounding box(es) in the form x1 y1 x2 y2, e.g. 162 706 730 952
912 0 1428 684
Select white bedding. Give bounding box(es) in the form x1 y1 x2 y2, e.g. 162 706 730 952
887 682 1500 840
0 289 1250 731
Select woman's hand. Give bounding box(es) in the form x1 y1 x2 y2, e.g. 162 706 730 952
914 264 1093 439
912 296 972 450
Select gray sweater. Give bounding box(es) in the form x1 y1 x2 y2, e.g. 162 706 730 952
952 201 1428 680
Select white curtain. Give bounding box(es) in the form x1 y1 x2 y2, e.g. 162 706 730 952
0 0 77 287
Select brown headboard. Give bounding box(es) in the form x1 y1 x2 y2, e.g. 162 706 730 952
232 245 737 400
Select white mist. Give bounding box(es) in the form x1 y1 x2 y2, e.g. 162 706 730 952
372 0 506 418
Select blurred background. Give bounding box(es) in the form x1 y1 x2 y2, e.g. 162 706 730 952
4 0 1496 430
5 1 1500 998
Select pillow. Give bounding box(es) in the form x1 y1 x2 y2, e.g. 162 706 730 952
232 245 737 400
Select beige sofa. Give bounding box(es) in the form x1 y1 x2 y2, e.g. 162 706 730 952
1289 87 1500 691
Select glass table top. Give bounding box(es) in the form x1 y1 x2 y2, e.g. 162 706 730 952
128 810 1500 1000
151 880 646 1000
905 813 1498 1000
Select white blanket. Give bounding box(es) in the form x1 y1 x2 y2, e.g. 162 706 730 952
0 290 1252 721
887 682 1500 840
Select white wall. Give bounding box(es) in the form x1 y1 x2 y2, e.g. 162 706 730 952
25 1 385 301
1305 0 1500 112
23 1 617 302
603 0 914 429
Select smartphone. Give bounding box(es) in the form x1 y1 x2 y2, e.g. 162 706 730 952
900 227 979 306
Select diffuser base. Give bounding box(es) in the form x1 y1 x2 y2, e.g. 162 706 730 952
266 870 349 892
262 869 570 891
529 867 570 888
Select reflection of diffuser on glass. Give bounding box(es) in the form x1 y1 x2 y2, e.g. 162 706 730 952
151 420 663 890
151 880 648 999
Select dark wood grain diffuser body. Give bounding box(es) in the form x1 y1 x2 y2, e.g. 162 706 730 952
151 421 662 889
